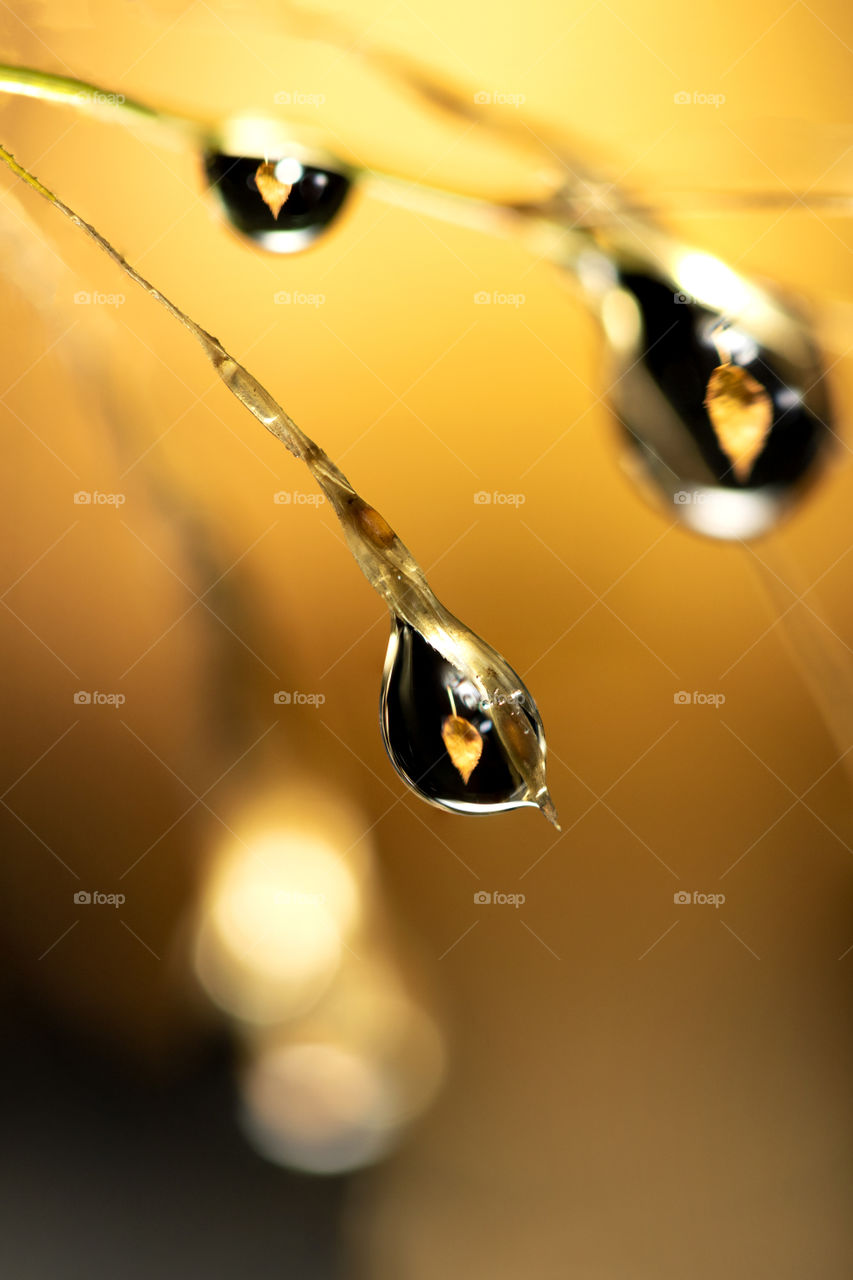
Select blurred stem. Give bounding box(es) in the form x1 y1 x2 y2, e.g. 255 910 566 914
0 63 550 211
0 62 848 229
0 63 598 270
745 539 853 775
0 64 204 137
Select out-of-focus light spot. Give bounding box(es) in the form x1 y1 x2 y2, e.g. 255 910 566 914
576 247 618 297
274 157 304 186
192 787 445 1172
678 485 779 540
677 252 750 315
211 835 357 980
240 1042 397 1174
776 385 803 411
602 288 642 353
700 319 759 366
217 116 328 168
238 957 446 1174
193 792 369 1025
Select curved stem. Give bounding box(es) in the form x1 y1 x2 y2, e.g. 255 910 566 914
0 139 560 826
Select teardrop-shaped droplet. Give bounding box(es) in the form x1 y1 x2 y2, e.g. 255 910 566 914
379 618 546 818
203 152 352 254
591 257 831 539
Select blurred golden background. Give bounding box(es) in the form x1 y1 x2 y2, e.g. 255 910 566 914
1 1 852 1277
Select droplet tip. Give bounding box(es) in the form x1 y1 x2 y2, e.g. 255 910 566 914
537 793 561 831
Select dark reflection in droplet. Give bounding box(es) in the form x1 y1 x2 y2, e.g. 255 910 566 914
615 270 829 491
203 153 351 251
380 619 539 816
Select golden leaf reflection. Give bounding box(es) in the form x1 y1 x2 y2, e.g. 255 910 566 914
441 715 483 785
255 162 293 219
705 362 773 483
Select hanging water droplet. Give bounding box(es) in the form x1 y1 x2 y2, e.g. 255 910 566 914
203 152 352 253
586 249 832 539
380 617 554 821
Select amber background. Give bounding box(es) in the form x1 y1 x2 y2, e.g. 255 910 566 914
1 1 852 1277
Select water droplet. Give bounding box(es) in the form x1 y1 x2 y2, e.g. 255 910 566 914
598 267 831 538
203 153 352 253
380 618 549 819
